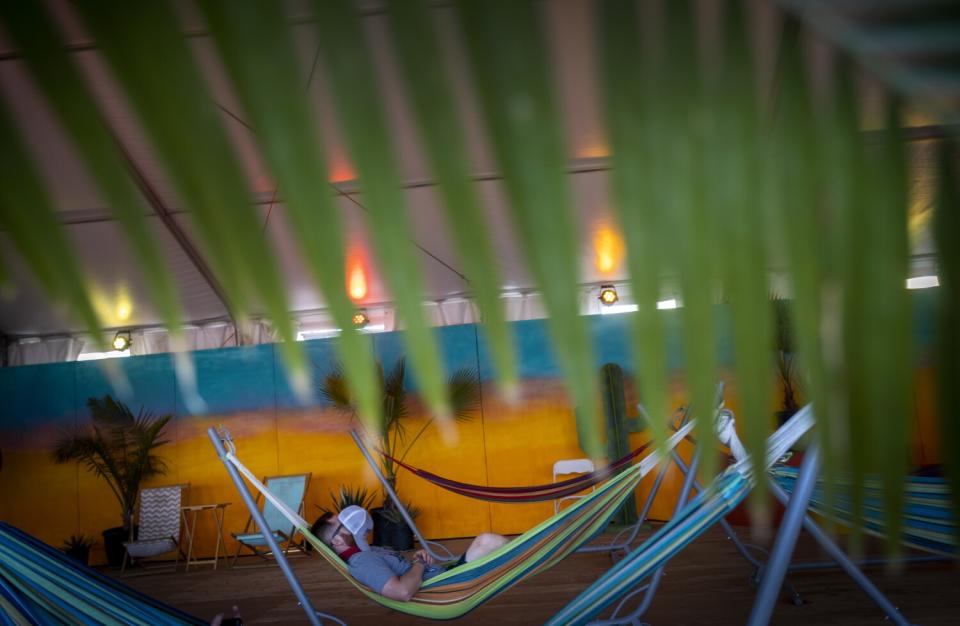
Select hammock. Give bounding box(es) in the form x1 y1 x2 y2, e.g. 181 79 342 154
771 467 956 557
380 440 656 502
0 522 205 626
378 406 694 503
215 421 694 620
548 406 815 625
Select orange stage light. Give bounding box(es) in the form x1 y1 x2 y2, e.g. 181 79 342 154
348 263 368 301
593 226 624 274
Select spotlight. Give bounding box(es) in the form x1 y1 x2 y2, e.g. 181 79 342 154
112 331 131 352
352 311 370 328
598 285 619 306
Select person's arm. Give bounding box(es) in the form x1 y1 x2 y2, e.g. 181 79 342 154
380 559 425 602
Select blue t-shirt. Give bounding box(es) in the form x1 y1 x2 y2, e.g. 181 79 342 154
346 547 446 594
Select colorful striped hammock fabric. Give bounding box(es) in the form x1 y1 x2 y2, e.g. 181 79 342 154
547 467 753 626
771 467 956 556
0 522 205 626
219 421 694 620
547 405 816 625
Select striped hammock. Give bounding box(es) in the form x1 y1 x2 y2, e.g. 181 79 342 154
771 467 956 557
548 405 816 625
0 522 205 626
218 421 694 620
378 407 695 503
380 439 655 503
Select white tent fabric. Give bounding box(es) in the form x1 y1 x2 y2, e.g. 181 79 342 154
7 336 85 366
5 283 643 365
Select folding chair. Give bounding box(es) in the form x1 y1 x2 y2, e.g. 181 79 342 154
122 483 189 573
231 472 311 566
553 458 597 513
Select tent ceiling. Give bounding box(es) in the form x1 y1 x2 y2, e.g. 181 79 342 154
0 0 951 338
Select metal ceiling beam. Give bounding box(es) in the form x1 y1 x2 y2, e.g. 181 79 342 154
114 141 234 324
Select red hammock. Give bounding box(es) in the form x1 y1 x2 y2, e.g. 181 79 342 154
380 440 659 503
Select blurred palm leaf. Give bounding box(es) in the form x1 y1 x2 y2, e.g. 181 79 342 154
456 0 602 457
0 0 953 553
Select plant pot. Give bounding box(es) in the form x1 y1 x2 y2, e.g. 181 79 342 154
371 508 414 551
775 409 796 428
65 545 91 566
102 526 136 568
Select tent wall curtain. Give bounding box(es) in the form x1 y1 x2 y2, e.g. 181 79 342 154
6 336 85 365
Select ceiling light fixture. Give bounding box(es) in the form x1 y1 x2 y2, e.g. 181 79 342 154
598 285 619 306
112 331 131 352
352 310 370 328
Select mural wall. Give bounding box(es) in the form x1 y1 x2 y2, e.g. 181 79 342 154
0 296 941 565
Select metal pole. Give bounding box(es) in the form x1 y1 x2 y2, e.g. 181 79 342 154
580 406 693 554
577 444 673 555
590 449 703 625
349 430 454 561
207 428 323 626
768 478 914 625
747 444 820 626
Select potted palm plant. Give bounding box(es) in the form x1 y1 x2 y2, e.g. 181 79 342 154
773 298 802 425
319 356 479 549
52 395 172 567
61 534 97 565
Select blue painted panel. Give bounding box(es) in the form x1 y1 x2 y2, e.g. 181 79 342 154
506 319 561 380
176 344 276 417
713 304 734 367
372 326 480 393
373 330 407 387
913 290 937 352
75 353 176 420
276 337 342 409
589 314 633 372
437 325 480 373
0 362 76 430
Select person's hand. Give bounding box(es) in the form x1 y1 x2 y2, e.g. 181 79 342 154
413 550 435 566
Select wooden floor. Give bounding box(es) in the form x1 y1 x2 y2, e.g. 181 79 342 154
115 525 960 625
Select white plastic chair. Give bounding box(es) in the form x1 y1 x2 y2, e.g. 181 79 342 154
552 459 597 514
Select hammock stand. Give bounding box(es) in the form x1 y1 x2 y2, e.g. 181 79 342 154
208 420 695 621
207 428 344 626
356 403 697 561
577 405 917 626
546 404 814 625
667 408 916 626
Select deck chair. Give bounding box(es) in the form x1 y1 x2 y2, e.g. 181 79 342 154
0 522 206 625
231 472 310 566
122 483 189 573
209 420 695 622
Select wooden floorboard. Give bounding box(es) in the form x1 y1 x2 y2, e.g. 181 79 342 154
113 525 960 625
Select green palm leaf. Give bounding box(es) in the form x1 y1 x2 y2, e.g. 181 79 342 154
311 0 452 425
456 0 602 456
387 0 518 400
198 0 382 429
74 1 311 401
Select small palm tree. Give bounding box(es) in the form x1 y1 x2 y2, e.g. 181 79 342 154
52 395 172 539
773 298 802 419
319 357 480 510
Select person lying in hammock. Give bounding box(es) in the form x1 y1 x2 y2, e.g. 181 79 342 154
318 505 507 601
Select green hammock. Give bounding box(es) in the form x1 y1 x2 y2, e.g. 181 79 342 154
218 421 693 620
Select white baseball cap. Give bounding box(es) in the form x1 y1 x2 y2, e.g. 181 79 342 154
338 505 373 551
